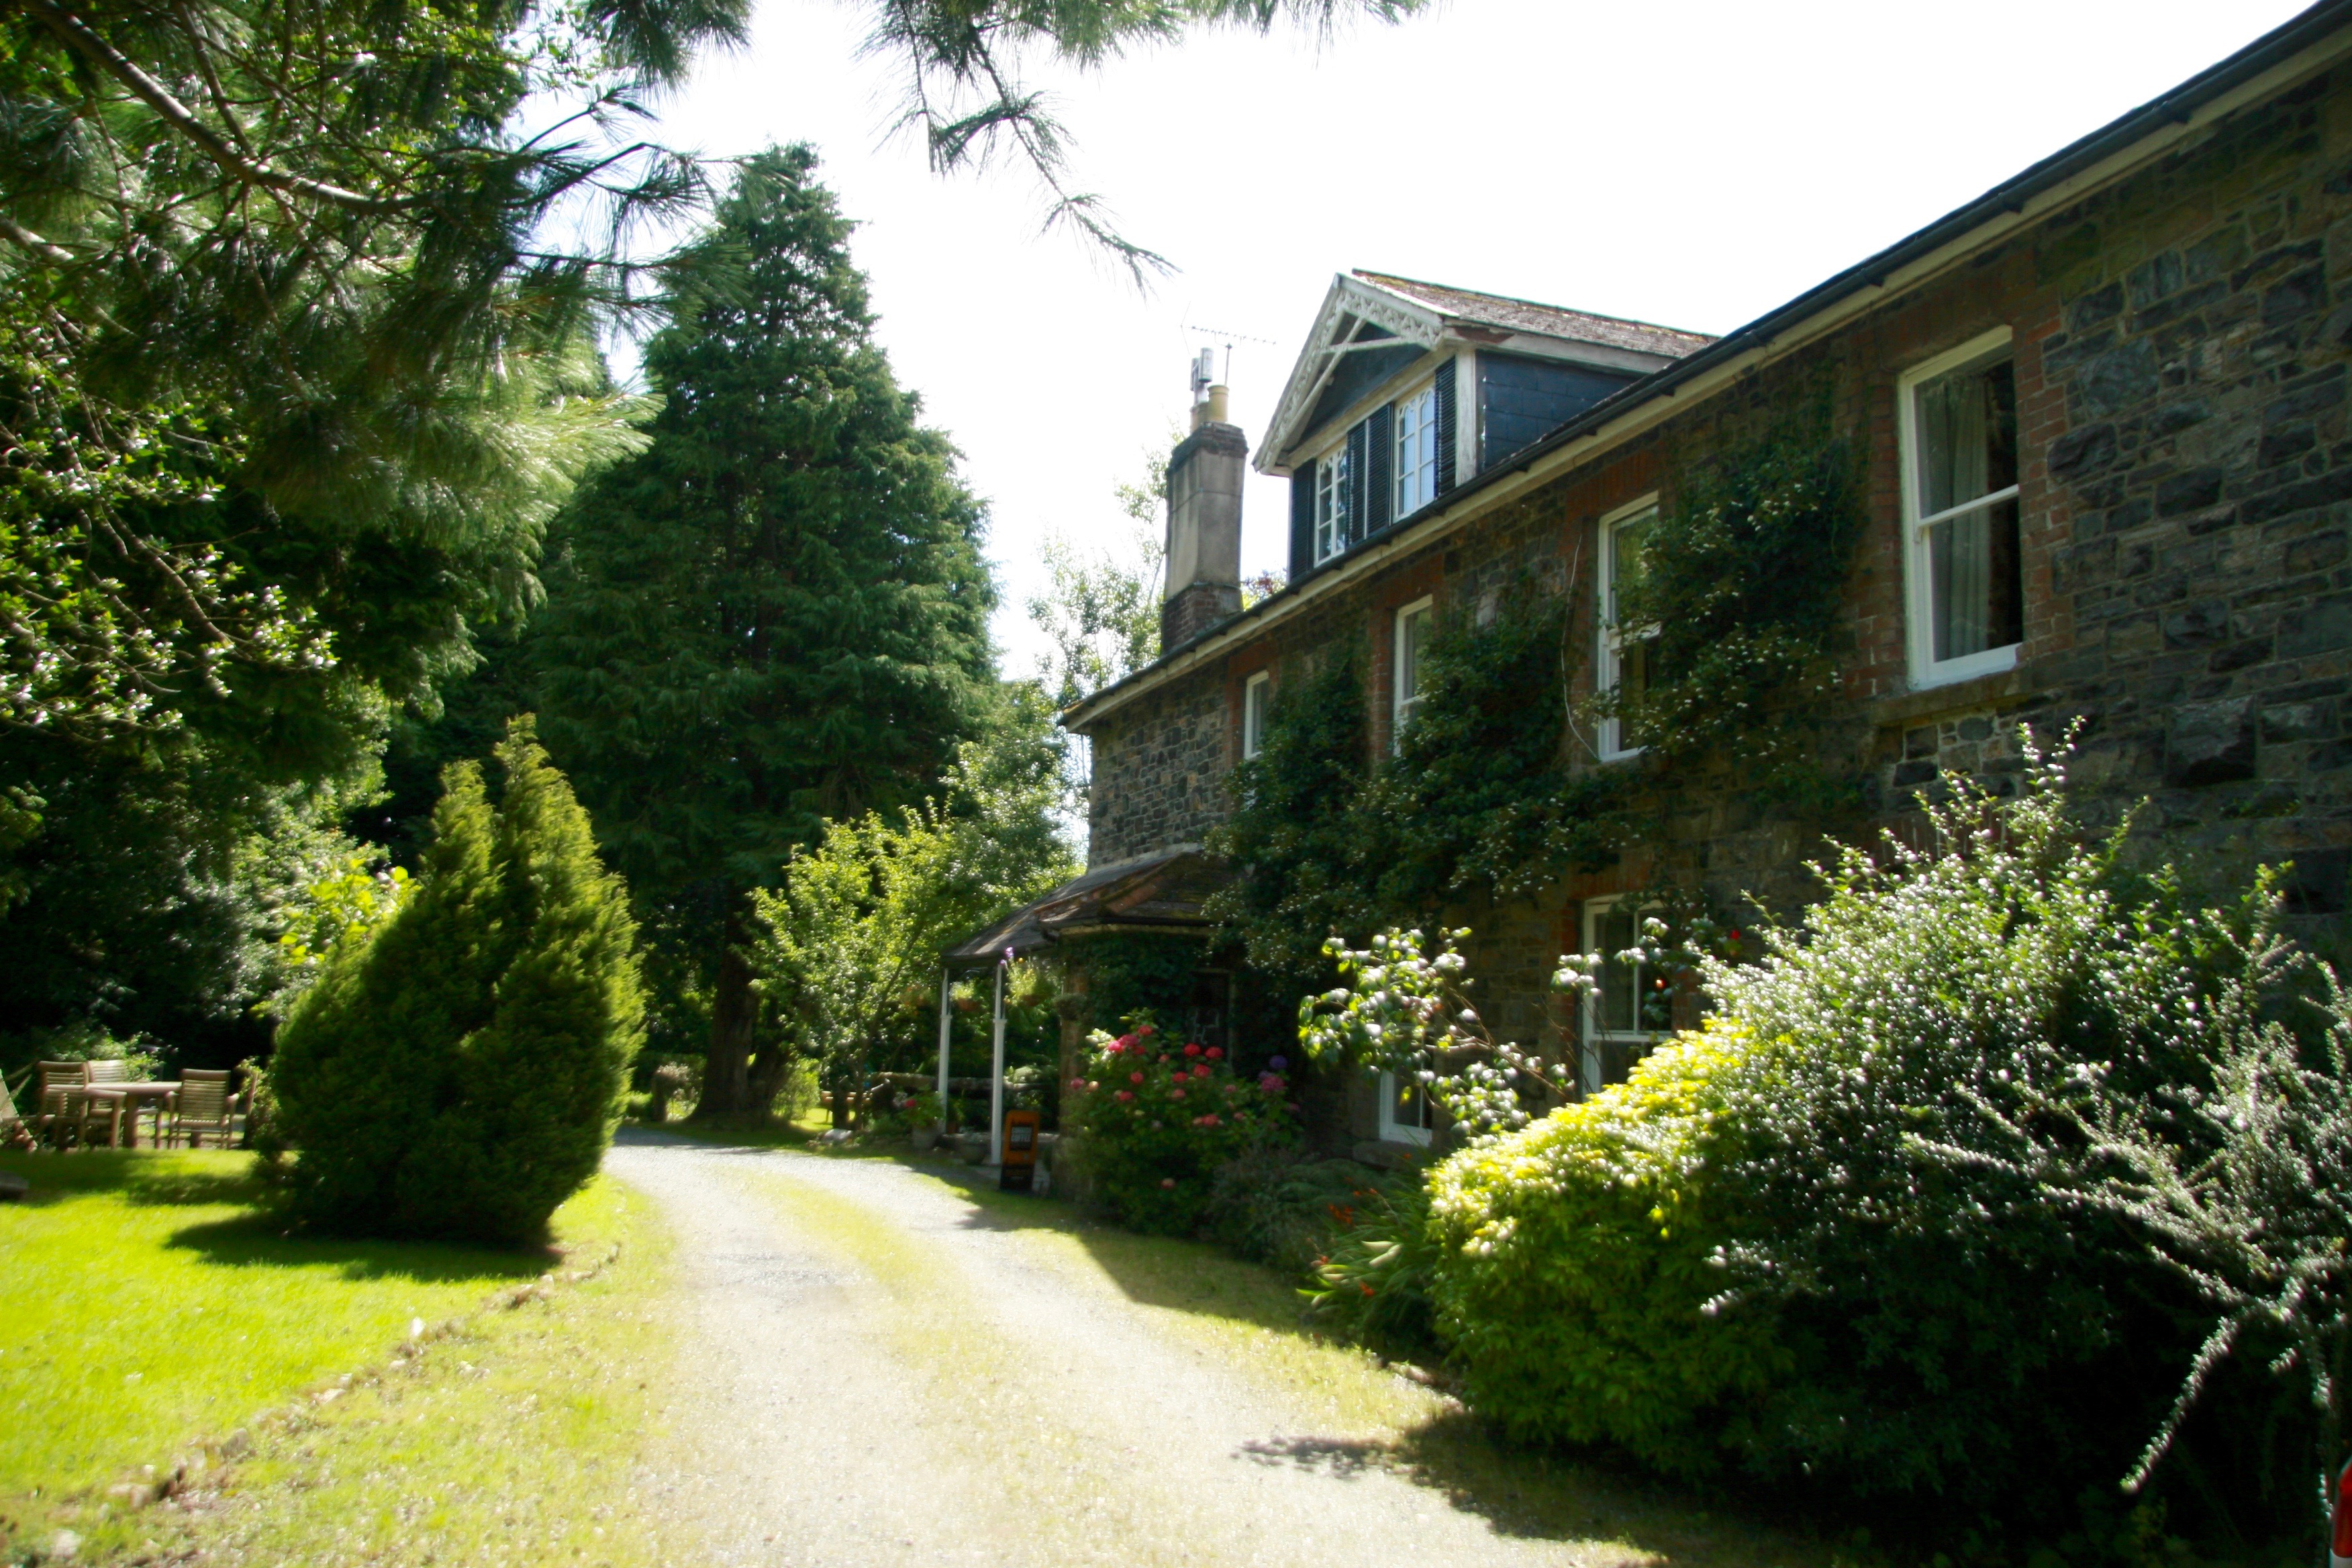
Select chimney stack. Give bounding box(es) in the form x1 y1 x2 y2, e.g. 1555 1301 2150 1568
1163 366 1244 650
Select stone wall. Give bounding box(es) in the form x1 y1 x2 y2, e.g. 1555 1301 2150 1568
1085 678 1228 865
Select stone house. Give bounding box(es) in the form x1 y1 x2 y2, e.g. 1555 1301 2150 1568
1016 1 2352 1160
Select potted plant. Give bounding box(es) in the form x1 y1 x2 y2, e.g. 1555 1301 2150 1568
908 1089 946 1151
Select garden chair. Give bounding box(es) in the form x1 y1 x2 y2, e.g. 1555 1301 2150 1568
169 1070 234 1149
35 1061 87 1149
0 1069 30 1150
77 1059 130 1148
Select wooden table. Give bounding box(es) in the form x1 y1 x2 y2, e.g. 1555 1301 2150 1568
78 1082 181 1148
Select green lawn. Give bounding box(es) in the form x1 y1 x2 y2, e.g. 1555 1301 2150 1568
0 1148 650 1562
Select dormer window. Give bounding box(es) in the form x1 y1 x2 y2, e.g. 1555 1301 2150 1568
1395 384 1438 516
1314 443 1352 565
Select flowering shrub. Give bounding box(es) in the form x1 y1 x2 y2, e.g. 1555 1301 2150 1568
1064 1024 1294 1235
1425 1018 1787 1473
1424 733 2329 1547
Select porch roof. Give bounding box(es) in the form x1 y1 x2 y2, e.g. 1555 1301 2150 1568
941 846 1227 966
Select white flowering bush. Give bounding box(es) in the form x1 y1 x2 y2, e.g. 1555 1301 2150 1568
1419 730 2337 1547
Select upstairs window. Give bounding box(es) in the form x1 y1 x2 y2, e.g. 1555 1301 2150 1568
1314 442 1352 565
1597 497 1658 761
1901 328 2021 687
1241 671 1270 760
1393 596 1433 750
1395 384 1439 517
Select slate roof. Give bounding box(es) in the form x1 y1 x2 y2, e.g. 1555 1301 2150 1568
1353 270 1716 360
942 848 1225 963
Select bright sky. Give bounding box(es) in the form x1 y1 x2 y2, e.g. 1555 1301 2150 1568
639 0 2311 681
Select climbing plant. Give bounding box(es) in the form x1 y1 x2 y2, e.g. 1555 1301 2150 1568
1608 391 1865 800
1207 390 1864 981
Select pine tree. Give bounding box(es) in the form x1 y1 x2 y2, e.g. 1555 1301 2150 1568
270 718 642 1243
530 146 995 1118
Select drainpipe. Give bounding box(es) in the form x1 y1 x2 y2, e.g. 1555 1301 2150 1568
936 967 953 1129
989 952 1009 1167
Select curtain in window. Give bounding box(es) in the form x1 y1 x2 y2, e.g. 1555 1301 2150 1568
1922 369 1994 660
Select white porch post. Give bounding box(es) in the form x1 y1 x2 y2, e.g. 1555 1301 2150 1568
988 954 1008 1167
936 967 954 1119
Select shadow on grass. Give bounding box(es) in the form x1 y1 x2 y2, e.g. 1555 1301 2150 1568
0 1148 561 1285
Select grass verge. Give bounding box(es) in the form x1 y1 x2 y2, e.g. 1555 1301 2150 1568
0 1153 671 1567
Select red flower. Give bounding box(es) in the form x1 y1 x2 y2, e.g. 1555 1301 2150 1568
1130 1071 1144 1084
1170 1088 1186 1101
1137 1024 1157 1038
1204 1046 1223 1061
1115 1033 1137 1050
1191 1064 1210 1080
1199 1113 1221 1128
1115 1090 1134 1103
1183 1043 1202 1058
1069 1077 1085 1091
1160 1177 1175 1188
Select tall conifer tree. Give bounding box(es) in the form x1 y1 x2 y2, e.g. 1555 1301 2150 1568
532 146 994 1118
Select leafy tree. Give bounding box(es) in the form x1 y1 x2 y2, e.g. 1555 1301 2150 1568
270 719 641 1243
1028 456 1165 712
749 683 1076 1095
532 146 995 1118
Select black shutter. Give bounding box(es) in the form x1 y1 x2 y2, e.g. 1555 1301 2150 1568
1346 420 1370 547
1366 403 1395 536
1289 459 1316 579
1434 356 1458 495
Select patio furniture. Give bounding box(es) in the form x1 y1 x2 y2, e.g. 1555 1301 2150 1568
169 1071 232 1148
0 1069 30 1150
35 1061 86 1148
77 1059 132 1147
103 1081 182 1148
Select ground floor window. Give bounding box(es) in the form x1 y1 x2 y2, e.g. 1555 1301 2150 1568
1581 896 1663 1095
1377 1069 1434 1145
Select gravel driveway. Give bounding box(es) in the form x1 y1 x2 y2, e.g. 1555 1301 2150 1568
603 1130 1670 1568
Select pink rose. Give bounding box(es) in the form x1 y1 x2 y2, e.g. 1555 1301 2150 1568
1069 1077 1085 1091
1199 1113 1220 1128
1171 1089 1185 1101
1130 1071 1144 1084
1137 1024 1157 1037
1160 1177 1175 1188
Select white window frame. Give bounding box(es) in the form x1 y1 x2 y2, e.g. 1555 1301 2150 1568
1898 326 2022 690
1580 895 1663 1095
1314 442 1351 565
1394 383 1438 518
1240 671 1271 760
1377 1069 1434 1146
1392 595 1434 752
1596 495 1659 761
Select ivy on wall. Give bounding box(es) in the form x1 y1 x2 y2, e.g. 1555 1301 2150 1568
1610 394 1865 800
1206 393 1864 985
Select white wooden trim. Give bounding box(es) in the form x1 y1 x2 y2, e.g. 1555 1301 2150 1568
1896 325 2020 690
1393 595 1434 751
1241 671 1271 760
1596 495 1660 761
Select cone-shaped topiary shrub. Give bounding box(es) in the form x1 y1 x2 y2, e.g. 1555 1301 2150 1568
271 718 643 1242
